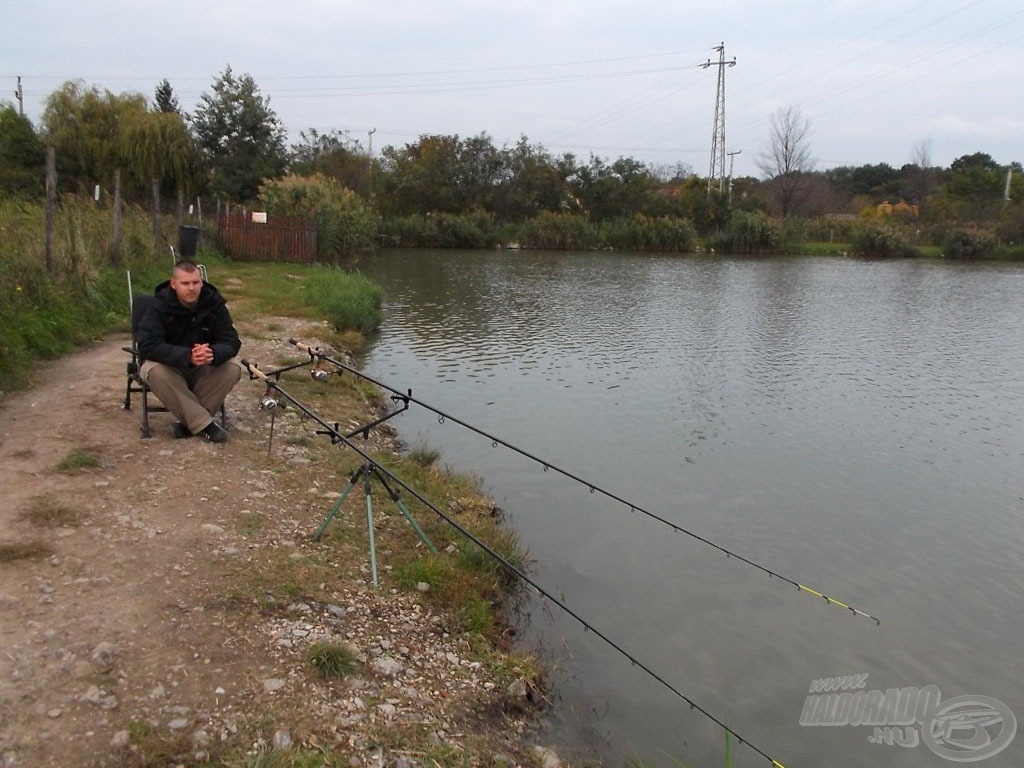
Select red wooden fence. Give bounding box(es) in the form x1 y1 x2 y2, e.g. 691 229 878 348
217 213 317 263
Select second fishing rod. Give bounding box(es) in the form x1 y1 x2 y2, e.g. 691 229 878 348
241 357 790 768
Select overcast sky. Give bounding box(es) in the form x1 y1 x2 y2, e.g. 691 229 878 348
3 0 1022 179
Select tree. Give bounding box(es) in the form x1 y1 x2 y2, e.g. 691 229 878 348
571 155 659 220
190 66 287 202
756 104 815 217
290 129 369 196
377 133 502 216
0 103 46 197
491 137 574 220
42 81 153 193
154 79 180 114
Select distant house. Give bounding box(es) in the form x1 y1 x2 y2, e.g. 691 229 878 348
876 200 920 217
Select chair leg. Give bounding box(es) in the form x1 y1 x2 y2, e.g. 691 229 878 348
141 388 152 439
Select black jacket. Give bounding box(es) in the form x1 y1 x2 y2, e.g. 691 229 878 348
136 279 241 370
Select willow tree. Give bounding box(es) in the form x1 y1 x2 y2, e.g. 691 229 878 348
43 82 140 262
123 109 199 244
42 81 197 261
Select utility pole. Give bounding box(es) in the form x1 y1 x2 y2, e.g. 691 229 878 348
15 76 24 116
727 149 742 207
702 43 736 196
367 127 376 198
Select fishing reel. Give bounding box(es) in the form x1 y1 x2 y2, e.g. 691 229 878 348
310 365 330 382
259 388 281 410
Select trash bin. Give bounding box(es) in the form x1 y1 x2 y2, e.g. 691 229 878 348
178 225 200 258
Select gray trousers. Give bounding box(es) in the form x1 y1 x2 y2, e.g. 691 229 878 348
141 358 242 434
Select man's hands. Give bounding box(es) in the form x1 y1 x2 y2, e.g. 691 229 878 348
190 343 214 366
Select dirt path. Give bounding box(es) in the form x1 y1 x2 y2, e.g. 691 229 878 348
0 317 543 768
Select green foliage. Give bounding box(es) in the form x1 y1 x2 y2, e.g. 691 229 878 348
153 79 180 114
56 449 102 471
995 204 1024 245
573 155 660 221
0 104 46 199
0 196 166 388
259 174 377 261
377 210 500 248
306 641 357 679
708 210 786 254
192 66 287 203
379 133 502 216
850 225 919 258
302 267 382 333
941 229 995 258
600 214 696 252
289 129 369 196
42 81 147 192
40 81 196 201
516 212 599 250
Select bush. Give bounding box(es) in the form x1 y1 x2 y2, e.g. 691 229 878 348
600 215 696 252
258 174 377 262
941 229 995 258
515 212 598 250
376 211 499 248
850 226 919 258
708 210 785 254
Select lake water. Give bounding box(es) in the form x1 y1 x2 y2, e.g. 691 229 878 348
355 248 1024 768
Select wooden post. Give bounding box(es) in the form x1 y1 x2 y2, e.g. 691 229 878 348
112 168 123 265
45 146 56 275
151 178 162 250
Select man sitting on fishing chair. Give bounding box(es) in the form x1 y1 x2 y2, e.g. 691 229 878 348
136 259 242 443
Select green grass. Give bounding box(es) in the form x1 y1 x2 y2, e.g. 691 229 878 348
0 197 386 396
306 641 358 679
56 448 102 471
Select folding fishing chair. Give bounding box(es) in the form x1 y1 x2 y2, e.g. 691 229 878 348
122 293 167 438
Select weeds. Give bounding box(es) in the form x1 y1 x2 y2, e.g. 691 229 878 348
56 448 102 471
20 495 84 527
0 541 53 562
306 641 357 679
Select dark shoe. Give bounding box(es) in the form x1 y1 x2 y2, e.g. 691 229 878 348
200 421 229 443
169 422 192 440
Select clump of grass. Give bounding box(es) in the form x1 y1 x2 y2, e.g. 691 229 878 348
306 641 358 679
0 541 53 563
407 440 441 467
303 267 382 334
20 495 84 527
56 448 101 471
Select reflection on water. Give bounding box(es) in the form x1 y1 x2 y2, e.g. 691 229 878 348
358 249 1024 768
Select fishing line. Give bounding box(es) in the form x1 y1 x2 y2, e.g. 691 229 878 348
242 359 789 768
289 339 880 626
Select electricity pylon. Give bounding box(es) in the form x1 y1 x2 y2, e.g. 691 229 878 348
702 43 736 196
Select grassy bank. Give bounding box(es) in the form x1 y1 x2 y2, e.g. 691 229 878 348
0 197 382 390
1 197 547 766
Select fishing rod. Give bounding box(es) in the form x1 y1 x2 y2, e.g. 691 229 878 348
241 359 789 768
288 339 880 626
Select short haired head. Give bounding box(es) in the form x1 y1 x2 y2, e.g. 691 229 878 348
172 259 201 276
